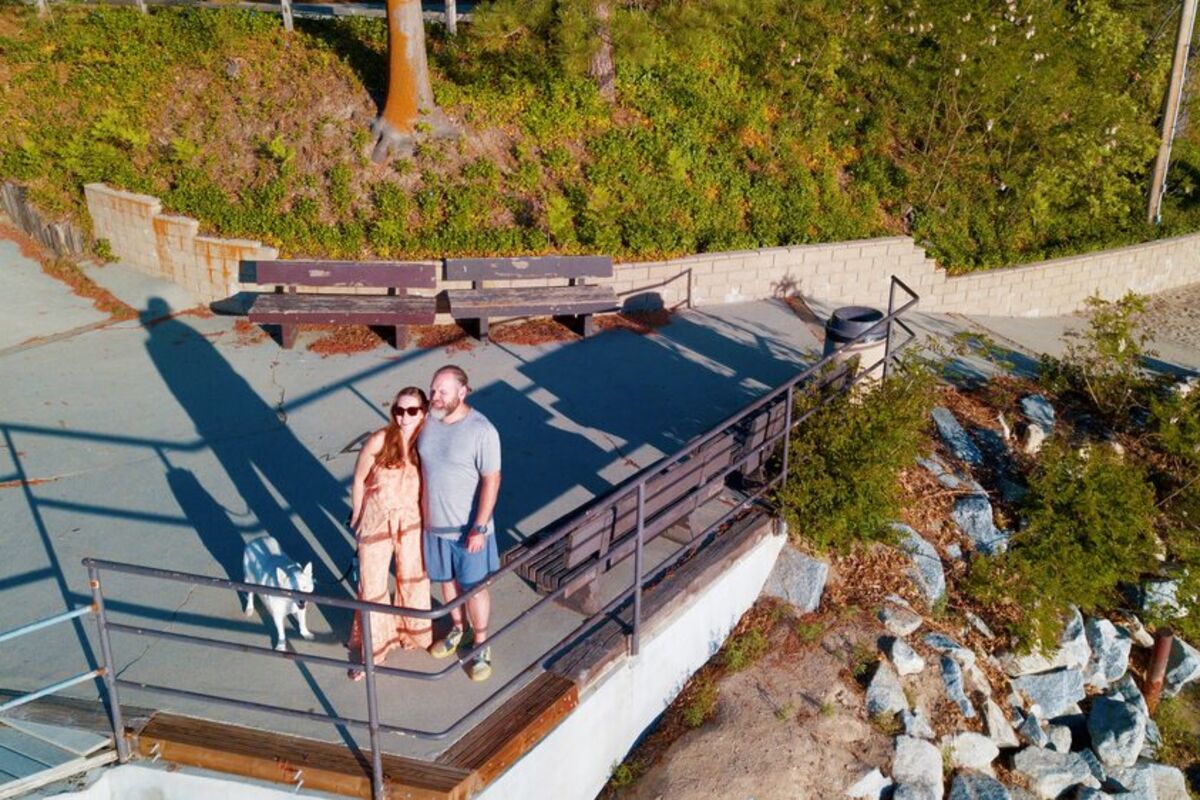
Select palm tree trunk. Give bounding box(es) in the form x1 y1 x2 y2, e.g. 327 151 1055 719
372 0 436 161
588 0 616 103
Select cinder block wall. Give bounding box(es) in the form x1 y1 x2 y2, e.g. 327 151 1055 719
84 182 1200 316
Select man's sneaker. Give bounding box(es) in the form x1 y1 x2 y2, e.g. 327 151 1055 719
468 647 492 682
429 628 463 659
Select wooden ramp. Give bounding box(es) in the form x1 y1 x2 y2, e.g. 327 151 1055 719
0 720 115 799
133 672 578 799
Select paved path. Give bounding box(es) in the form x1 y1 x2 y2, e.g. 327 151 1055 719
0 240 107 352
0 254 821 759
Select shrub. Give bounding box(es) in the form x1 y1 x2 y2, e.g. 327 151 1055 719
1039 293 1157 425
681 675 719 729
967 440 1159 649
720 628 767 673
775 356 937 551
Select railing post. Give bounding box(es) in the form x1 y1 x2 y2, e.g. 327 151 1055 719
134 0 146 13
883 277 897 380
631 482 645 656
445 0 457 35
359 611 386 800
280 0 294 33
34 0 49 17
87 564 130 763
781 386 793 485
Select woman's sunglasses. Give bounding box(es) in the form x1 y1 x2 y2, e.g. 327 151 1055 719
393 406 424 417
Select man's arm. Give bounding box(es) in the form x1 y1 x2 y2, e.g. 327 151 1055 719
466 471 501 553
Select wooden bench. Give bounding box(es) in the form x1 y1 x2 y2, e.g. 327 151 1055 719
245 260 437 349
444 256 619 342
506 396 790 613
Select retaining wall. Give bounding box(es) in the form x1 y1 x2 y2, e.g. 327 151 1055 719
82 182 1200 314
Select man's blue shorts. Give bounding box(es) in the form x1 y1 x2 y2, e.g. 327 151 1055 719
424 532 499 589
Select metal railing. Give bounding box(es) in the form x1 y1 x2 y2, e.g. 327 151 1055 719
0 606 106 715
80 276 920 799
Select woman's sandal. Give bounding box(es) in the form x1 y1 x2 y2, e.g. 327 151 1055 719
347 667 364 682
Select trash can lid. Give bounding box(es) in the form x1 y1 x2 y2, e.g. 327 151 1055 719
826 305 886 343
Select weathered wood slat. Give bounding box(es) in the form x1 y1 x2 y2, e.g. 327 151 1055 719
248 294 436 325
446 286 617 318
136 713 475 799
247 260 437 289
445 256 613 281
436 673 576 784
0 728 75 770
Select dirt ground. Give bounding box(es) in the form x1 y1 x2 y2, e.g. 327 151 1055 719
615 608 951 800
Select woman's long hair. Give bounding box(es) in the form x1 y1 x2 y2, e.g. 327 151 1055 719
376 387 427 468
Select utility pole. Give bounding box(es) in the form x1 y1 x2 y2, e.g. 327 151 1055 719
1148 0 1198 224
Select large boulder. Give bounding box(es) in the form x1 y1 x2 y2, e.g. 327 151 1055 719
902 709 936 740
1020 395 1056 431
762 547 828 613
984 698 1020 749
1083 618 1132 689
867 660 909 717
953 494 1010 556
942 732 999 772
1046 724 1073 753
1087 697 1145 768
894 786 941 800
1140 579 1188 620
846 767 893 799
881 597 925 637
1106 675 1162 754
1011 748 1100 799
925 633 976 666
1017 712 1050 748
1164 636 1200 698
1011 668 1086 718
948 772 1010 800
932 407 984 466
896 524 946 606
890 637 927 676
1107 762 1190 800
941 656 976 718
999 608 1090 676
893 736 945 800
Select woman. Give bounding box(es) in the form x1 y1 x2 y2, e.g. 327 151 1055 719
346 387 433 679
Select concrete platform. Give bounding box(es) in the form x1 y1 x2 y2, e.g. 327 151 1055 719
0 258 822 763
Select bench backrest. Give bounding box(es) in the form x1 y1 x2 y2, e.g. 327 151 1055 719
245 260 438 290
445 256 614 283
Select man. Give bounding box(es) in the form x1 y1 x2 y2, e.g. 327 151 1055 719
419 365 502 681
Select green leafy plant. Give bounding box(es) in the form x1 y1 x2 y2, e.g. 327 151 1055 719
681 675 719 729
775 356 937 551
1039 293 1157 424
967 440 1159 649
720 628 768 673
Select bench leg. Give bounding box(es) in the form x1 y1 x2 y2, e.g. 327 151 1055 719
580 314 595 337
477 317 489 343
556 575 601 616
393 325 408 350
279 323 297 349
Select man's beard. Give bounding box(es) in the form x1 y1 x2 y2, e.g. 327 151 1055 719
431 396 459 420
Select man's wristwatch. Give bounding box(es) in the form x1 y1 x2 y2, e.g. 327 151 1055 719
470 522 490 536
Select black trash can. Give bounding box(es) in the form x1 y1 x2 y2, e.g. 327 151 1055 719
823 306 888 394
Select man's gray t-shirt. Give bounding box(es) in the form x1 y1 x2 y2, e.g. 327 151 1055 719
419 408 501 539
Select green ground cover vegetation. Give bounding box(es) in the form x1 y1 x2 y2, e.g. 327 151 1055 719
1 0 1199 266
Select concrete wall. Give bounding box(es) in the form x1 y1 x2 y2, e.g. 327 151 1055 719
476 527 787 800
83 182 1200 315
84 184 277 303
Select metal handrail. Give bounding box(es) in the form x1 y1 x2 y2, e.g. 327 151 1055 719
0 606 106 715
80 276 921 799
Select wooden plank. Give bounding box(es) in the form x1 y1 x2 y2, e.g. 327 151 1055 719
445 256 613 282
248 294 436 326
0 691 153 739
436 673 577 784
246 260 437 289
0 744 49 780
447 286 618 318
137 714 476 800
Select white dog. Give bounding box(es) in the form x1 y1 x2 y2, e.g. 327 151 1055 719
242 534 315 651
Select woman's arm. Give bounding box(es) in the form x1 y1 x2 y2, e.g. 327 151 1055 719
349 430 385 530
